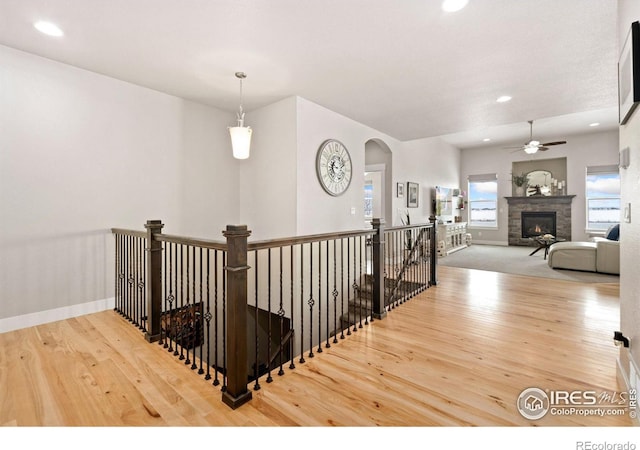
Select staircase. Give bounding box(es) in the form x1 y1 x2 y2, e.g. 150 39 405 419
337 273 427 331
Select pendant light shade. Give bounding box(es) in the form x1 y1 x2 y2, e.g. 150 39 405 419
229 72 252 159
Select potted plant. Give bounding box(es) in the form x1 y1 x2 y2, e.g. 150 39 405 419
512 173 528 196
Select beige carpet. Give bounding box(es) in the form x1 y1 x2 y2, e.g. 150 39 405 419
437 244 620 283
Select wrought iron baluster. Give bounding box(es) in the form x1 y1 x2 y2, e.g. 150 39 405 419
253 250 260 390
204 248 212 380
266 248 273 382
340 238 345 340
317 240 322 354
346 237 351 336
213 250 220 387
308 242 314 358
175 244 183 357
168 243 175 353
352 236 359 332
299 244 305 364
140 236 146 331
288 245 295 370
222 251 227 392
196 247 202 372
332 239 338 345
360 235 366 327
278 246 285 376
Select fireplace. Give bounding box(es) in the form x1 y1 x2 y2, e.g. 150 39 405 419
521 211 556 238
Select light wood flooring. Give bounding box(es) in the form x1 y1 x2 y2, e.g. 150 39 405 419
0 266 632 428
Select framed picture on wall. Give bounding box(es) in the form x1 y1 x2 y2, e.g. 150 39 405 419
407 182 419 208
619 21 640 125
397 182 404 198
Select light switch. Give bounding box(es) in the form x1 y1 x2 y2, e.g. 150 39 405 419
624 203 631 223
351 207 356 215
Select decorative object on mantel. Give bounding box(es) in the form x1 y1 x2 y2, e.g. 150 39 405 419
618 21 640 125
511 173 528 196
229 72 252 159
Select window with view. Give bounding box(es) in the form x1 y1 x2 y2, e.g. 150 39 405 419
468 174 498 228
586 165 620 231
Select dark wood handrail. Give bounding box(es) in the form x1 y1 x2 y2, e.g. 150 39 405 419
247 228 376 251
111 228 147 239
385 223 433 233
156 233 227 250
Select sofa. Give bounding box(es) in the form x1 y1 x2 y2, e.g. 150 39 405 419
547 224 620 275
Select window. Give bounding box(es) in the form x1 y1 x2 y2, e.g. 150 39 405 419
586 165 620 231
468 173 498 228
364 180 373 219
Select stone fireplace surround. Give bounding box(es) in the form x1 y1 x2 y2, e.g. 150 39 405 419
505 195 576 246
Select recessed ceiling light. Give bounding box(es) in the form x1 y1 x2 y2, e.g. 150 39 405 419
496 95 512 103
34 21 64 37
589 122 600 127
442 0 469 12
483 138 491 142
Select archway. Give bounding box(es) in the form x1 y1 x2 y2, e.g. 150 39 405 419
364 138 393 225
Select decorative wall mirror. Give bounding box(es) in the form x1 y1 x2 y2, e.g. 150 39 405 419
526 170 552 196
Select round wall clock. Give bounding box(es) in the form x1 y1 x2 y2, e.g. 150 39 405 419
316 139 353 196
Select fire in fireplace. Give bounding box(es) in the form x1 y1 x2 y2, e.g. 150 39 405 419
521 211 557 238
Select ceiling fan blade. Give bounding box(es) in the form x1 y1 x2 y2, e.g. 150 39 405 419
538 146 549 151
540 141 566 146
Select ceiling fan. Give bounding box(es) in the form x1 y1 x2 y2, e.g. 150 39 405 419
505 120 567 154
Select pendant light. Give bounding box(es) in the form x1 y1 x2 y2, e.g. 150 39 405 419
229 72 252 159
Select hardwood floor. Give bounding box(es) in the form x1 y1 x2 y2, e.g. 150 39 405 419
0 266 632 429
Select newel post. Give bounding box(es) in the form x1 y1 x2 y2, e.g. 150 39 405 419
429 215 438 286
371 218 387 320
144 220 164 342
222 225 252 409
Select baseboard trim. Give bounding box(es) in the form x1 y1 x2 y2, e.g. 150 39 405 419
616 352 640 426
469 240 508 246
0 297 116 334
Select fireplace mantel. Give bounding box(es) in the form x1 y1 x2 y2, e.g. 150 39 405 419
505 195 576 246
505 195 576 204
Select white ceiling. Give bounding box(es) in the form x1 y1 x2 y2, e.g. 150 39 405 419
0 0 621 149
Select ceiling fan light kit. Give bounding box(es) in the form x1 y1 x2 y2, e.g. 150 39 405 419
506 120 567 154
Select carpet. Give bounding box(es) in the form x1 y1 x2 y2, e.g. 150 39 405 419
437 244 620 283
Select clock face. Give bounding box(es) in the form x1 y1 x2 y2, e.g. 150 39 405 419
316 139 352 196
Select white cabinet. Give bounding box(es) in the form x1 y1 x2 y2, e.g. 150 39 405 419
437 222 468 256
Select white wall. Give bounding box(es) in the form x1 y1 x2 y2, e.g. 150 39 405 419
460 129 619 244
0 45 235 326
394 137 461 226
617 0 640 402
178 101 240 239
295 97 402 235
238 96 298 240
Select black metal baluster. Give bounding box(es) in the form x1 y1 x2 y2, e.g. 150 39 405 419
325 240 331 348
221 251 227 392
253 250 260 390
317 241 322 354
266 248 273 382
308 242 314 358
204 248 212 380
332 239 338 345
340 238 345 340
140 236 146 331
278 246 285 376
352 236 359 333
288 245 295 370
160 241 167 347
167 243 175 353
358 236 367 328
196 247 202 372
175 244 182 357
346 237 351 336
299 244 305 364
213 250 220 387
182 246 190 364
